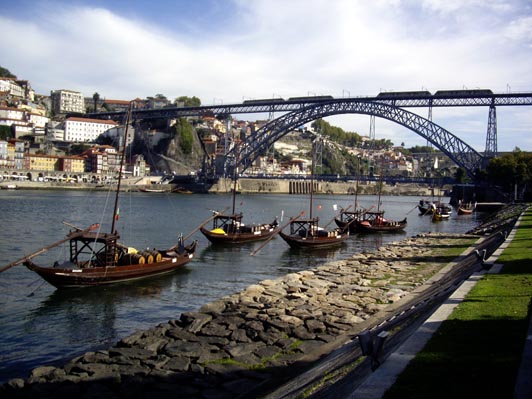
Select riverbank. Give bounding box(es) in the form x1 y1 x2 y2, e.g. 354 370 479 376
3 202 522 398
371 204 532 399
1 177 442 197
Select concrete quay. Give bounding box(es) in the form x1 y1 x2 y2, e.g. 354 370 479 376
1 177 440 197
1 232 481 399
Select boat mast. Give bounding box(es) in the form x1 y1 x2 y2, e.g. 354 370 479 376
354 156 360 210
309 139 316 220
232 143 239 215
111 102 132 234
376 159 384 213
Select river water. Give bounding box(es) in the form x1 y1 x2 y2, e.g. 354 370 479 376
0 189 482 383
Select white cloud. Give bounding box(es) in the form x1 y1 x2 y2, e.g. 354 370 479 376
1 0 531 150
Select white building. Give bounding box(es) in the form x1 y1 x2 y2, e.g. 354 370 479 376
0 106 50 138
50 89 85 114
64 117 118 142
0 78 25 98
0 106 24 122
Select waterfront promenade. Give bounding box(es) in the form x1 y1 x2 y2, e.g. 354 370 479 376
352 204 532 399
1 177 438 196
1 203 528 398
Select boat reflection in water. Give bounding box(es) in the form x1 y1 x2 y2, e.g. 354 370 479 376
0 190 481 384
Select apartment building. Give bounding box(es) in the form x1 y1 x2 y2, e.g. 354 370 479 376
24 153 59 171
64 117 118 142
50 89 85 114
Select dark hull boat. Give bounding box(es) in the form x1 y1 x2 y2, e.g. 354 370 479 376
457 201 476 215
334 209 365 234
24 230 197 288
457 207 474 215
2 104 198 289
279 218 349 249
200 213 279 244
355 211 407 233
279 138 349 249
418 199 452 215
200 143 279 245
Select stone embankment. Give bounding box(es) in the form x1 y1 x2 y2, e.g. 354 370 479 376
1 178 441 196
2 232 477 399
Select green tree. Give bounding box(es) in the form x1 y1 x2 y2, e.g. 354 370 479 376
174 118 194 154
408 145 435 153
486 151 532 194
175 96 201 107
0 125 13 140
311 119 362 147
454 167 468 183
0 66 16 78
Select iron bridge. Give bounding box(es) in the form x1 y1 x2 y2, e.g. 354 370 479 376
86 89 532 178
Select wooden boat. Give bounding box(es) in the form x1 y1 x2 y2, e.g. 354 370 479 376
1 184 18 190
200 212 279 244
355 211 407 233
334 157 366 234
417 199 434 214
354 165 407 233
200 143 279 245
457 206 473 215
1 104 197 289
457 201 476 215
431 207 451 221
335 209 366 234
139 187 170 193
24 230 197 288
418 199 452 215
279 137 349 249
279 218 348 249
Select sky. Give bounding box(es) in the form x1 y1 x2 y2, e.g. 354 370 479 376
1 0 532 152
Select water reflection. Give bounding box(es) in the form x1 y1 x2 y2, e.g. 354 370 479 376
0 191 484 383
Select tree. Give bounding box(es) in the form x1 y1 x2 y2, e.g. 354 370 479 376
454 167 468 183
311 119 362 147
0 66 16 78
486 152 532 195
174 118 194 154
175 96 201 107
408 145 435 153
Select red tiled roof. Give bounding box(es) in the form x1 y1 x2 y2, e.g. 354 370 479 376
66 117 118 125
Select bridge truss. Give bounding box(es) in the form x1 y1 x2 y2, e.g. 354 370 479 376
87 90 532 178
233 101 485 178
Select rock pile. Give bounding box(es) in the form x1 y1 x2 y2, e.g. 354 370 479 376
2 233 475 399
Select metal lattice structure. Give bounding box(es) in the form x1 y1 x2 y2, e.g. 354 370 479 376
485 102 498 160
87 91 532 121
235 101 484 178
86 90 532 177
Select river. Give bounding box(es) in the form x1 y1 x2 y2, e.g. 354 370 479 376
0 189 482 383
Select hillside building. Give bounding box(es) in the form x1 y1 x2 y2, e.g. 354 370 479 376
64 117 118 142
50 89 85 115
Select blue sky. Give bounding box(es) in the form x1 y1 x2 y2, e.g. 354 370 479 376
2 0 531 151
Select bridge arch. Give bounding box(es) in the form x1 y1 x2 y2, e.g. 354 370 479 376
235 101 485 178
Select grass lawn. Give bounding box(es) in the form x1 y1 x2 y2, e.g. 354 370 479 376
383 206 532 399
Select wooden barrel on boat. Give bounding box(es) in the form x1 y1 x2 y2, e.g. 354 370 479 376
148 250 162 262
138 251 154 264
119 253 146 265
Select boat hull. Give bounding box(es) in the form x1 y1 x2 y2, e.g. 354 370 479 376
355 218 407 233
200 226 277 244
334 218 357 234
279 231 348 249
24 243 197 289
